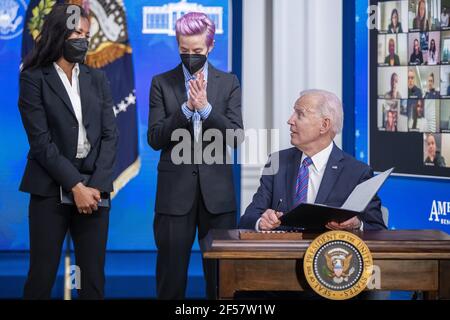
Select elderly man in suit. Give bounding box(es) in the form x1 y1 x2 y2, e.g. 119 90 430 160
239 89 386 232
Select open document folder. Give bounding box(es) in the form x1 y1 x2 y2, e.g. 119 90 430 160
279 168 394 230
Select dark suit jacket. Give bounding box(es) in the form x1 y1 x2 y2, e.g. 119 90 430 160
148 63 243 215
239 144 387 231
384 54 400 66
18 64 118 196
387 22 403 33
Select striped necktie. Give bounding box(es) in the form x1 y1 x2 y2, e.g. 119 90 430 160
294 157 313 207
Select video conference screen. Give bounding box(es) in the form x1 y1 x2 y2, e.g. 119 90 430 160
370 0 450 179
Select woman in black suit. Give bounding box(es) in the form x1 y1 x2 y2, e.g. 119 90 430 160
19 4 118 299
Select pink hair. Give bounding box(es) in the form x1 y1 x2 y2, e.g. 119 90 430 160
175 12 215 48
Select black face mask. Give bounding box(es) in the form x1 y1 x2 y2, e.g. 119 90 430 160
180 53 207 75
63 38 89 64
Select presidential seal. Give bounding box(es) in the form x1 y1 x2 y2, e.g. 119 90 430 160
71 0 132 68
0 0 27 40
303 230 373 300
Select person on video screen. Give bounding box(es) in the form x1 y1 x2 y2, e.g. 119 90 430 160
385 73 402 99
385 110 398 131
424 134 446 167
388 8 404 33
408 70 423 97
384 39 401 66
413 0 429 31
410 39 424 65
428 38 438 65
409 99 427 131
424 73 439 98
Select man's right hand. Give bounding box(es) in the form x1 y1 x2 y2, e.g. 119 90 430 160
72 182 100 214
258 209 283 231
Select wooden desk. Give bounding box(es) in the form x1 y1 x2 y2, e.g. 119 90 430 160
203 229 450 299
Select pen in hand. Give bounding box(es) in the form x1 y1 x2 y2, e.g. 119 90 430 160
259 199 284 231
274 199 284 228
275 199 283 215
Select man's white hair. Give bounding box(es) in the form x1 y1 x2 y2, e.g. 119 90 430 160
299 89 344 136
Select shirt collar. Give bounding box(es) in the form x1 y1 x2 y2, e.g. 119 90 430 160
301 141 334 173
182 61 209 83
53 62 80 77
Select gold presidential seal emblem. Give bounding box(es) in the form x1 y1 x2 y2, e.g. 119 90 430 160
303 230 373 300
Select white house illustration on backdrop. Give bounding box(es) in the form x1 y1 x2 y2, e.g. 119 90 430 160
142 0 224 35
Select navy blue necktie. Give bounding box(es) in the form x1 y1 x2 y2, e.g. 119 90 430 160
294 157 313 206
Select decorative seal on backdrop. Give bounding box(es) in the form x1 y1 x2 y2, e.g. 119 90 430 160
303 230 373 300
0 0 27 40
69 0 131 68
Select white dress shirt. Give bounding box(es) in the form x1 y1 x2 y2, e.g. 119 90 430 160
53 62 91 158
300 141 334 204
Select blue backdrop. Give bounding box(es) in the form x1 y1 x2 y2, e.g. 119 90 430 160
0 0 231 251
1 0 449 250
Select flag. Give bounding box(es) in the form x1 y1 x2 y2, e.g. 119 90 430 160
21 0 140 198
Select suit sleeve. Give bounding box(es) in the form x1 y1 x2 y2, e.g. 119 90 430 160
202 75 244 148
18 70 83 192
88 71 119 192
239 156 275 229
147 76 190 151
358 167 387 230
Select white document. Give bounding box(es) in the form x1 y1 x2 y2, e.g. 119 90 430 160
340 168 394 212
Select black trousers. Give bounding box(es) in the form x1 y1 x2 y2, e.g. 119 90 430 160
154 183 236 300
23 195 109 300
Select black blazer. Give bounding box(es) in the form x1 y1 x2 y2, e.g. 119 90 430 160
148 63 243 215
18 64 118 196
239 144 387 231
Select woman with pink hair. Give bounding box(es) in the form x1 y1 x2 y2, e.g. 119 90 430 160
148 12 243 300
